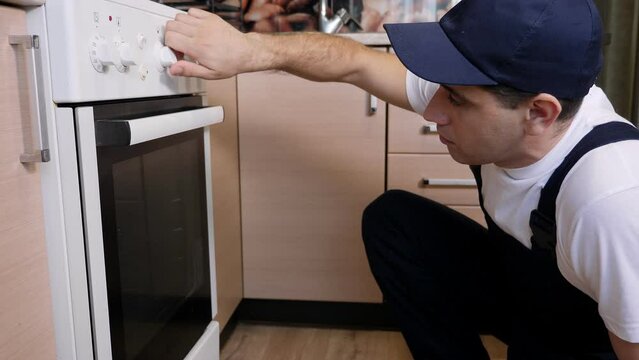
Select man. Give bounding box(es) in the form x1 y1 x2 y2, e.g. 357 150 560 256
165 0 639 358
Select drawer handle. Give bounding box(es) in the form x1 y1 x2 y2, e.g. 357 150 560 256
421 124 438 134
422 178 476 187
368 93 378 115
9 35 50 163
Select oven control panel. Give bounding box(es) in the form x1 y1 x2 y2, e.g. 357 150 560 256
43 0 204 103
88 26 177 75
88 33 141 73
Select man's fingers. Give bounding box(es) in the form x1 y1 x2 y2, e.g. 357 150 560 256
175 12 201 25
187 8 215 19
174 12 201 26
175 13 200 25
170 60 221 80
164 9 241 80
164 31 193 56
166 20 197 37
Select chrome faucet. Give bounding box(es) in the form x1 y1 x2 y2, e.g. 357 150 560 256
318 0 360 33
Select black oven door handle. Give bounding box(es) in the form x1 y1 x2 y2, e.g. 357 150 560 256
95 106 224 146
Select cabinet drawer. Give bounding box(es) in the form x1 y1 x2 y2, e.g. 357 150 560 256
387 154 479 205
450 206 487 228
388 105 448 154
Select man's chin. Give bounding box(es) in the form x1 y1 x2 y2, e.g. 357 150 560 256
448 149 468 164
448 150 488 166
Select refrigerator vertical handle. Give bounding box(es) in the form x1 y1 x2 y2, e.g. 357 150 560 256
9 35 50 163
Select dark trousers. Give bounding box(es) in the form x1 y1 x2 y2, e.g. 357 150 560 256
361 190 615 360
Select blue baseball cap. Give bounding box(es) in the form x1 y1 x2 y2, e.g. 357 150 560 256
384 0 603 99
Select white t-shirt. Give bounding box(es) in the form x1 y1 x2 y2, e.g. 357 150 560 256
406 70 639 343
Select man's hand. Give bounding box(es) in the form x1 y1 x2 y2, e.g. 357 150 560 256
610 331 639 360
165 8 258 79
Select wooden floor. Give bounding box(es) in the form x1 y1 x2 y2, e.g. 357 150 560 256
220 323 507 360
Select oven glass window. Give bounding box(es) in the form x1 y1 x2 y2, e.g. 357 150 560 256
98 129 211 360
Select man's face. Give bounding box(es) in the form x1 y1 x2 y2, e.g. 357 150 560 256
423 85 529 168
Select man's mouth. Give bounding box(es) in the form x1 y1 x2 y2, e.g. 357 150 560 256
439 134 454 145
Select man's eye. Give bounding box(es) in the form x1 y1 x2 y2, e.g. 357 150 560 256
447 93 462 106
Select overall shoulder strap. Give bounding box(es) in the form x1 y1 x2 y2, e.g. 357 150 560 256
470 165 483 195
470 164 501 230
530 121 639 255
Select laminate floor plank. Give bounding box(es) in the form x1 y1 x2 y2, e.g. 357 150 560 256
221 323 507 360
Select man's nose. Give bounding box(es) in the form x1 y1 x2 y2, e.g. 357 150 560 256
423 88 451 126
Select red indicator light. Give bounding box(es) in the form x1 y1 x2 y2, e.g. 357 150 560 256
109 15 112 21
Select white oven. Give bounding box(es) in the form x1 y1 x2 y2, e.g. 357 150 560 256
15 0 223 359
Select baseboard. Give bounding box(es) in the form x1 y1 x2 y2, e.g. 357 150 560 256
219 299 399 348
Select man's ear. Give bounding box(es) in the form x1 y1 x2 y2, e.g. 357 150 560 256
525 94 562 136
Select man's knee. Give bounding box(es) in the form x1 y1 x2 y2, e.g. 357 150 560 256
362 190 413 231
362 190 421 247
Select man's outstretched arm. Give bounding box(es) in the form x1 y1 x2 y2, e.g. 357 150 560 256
165 8 411 110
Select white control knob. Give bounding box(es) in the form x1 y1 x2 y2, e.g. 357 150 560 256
119 43 136 67
89 34 114 72
112 37 137 73
154 43 177 72
159 46 177 68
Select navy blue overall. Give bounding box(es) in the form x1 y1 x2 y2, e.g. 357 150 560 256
362 121 639 359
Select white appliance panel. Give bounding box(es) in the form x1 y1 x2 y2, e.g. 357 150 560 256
184 322 220 360
24 1 220 358
45 0 204 103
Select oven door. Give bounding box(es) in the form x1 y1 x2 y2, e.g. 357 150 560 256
73 96 222 360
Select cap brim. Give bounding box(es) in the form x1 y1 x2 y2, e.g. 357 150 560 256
384 22 497 86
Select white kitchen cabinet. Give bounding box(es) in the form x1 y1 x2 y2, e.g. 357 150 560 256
0 4 56 359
